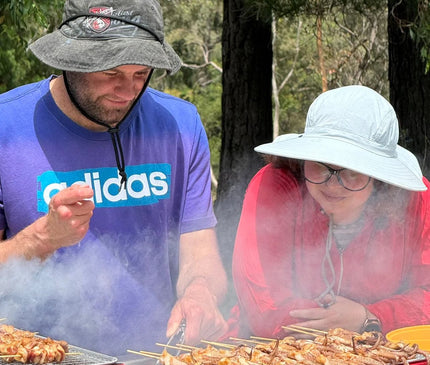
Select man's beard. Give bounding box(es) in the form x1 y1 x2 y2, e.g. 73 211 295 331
65 72 133 126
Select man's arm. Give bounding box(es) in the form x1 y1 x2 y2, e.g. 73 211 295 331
166 227 228 344
177 228 227 302
0 184 94 263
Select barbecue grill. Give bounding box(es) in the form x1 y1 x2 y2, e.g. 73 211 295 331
0 344 117 365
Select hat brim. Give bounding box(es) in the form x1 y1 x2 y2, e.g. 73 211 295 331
28 30 182 74
255 134 426 191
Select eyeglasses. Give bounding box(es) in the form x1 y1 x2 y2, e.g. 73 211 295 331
304 161 371 191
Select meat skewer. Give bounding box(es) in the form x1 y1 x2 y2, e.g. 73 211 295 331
0 324 69 364
131 327 430 365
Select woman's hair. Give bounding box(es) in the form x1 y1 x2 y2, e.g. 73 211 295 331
264 154 412 223
264 155 303 178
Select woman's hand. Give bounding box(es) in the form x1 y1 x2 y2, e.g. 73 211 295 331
284 295 367 338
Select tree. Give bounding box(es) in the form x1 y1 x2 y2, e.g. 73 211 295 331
214 0 273 312
388 0 430 177
271 18 303 138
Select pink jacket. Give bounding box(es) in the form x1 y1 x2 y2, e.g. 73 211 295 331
230 164 430 337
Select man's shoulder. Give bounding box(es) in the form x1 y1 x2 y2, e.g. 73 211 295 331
145 88 197 111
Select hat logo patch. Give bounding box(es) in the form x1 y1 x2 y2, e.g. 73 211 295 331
86 7 113 33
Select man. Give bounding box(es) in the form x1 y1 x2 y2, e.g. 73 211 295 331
0 0 227 356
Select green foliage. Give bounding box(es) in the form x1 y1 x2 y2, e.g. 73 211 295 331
162 0 222 65
154 0 223 174
245 0 386 20
272 17 321 133
272 6 389 135
411 1 430 72
0 0 63 92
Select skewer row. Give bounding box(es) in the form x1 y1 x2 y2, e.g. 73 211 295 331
128 326 428 365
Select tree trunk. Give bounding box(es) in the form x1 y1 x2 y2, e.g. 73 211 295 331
316 13 328 92
215 0 273 312
388 0 430 176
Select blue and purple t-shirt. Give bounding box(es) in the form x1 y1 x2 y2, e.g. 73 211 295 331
0 77 217 355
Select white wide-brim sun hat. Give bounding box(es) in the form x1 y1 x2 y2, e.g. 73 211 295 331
255 85 426 191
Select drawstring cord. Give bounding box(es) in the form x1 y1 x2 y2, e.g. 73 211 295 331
108 127 127 190
337 247 345 297
316 215 337 308
316 212 362 308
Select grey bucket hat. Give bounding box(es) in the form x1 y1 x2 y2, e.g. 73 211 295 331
28 0 182 74
255 85 426 191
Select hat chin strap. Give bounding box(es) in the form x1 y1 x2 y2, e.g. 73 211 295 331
62 70 153 191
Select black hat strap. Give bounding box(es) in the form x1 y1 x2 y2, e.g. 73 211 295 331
62 69 153 191
107 126 127 189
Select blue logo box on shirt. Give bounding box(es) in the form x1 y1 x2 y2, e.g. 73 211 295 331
37 163 171 212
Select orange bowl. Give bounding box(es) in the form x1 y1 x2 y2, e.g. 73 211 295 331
386 325 430 351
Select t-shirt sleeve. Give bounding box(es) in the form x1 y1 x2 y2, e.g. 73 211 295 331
0 183 5 231
180 110 216 234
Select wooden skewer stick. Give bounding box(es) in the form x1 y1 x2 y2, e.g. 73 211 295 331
229 337 266 345
200 340 235 349
282 326 321 337
174 344 198 350
250 336 276 341
155 343 189 352
127 350 160 359
127 349 144 356
282 326 317 336
287 324 327 334
65 352 82 356
139 350 163 357
0 318 7 322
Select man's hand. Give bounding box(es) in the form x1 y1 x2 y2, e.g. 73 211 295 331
43 184 94 248
29 184 95 258
168 228 228 344
0 184 95 262
167 277 228 345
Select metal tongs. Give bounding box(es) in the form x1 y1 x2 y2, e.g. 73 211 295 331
155 318 186 364
166 318 186 350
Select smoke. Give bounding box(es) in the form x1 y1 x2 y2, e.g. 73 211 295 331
0 238 172 357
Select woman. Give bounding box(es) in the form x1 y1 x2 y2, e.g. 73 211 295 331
231 85 430 339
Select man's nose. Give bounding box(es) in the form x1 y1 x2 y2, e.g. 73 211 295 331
114 77 140 99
